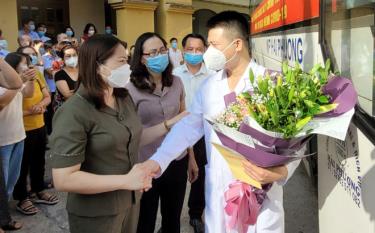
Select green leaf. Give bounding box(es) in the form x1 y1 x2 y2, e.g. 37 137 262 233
296 116 312 131
288 87 295 103
317 103 339 114
249 69 255 84
318 95 329 104
282 62 288 75
325 59 331 72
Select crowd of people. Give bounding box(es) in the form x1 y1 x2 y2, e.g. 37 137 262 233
0 10 297 233
0 16 209 233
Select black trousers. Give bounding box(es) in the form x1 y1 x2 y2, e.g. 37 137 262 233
13 126 46 201
188 137 207 219
44 92 55 135
137 156 188 233
0 158 11 227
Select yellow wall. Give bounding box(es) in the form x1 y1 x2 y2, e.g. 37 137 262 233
156 0 193 47
69 0 105 37
193 0 249 14
116 7 155 47
164 11 193 46
0 0 19 51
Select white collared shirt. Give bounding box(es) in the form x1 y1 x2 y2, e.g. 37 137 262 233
168 48 183 68
173 63 216 110
151 59 302 232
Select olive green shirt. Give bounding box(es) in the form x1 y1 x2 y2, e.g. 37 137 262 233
49 86 142 217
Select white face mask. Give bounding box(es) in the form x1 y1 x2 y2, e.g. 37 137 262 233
65 56 78 67
203 40 237 71
88 30 95 36
19 64 29 73
103 64 131 88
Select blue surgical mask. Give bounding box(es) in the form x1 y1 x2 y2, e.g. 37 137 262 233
146 54 169 74
39 47 46 55
0 40 8 50
105 29 112 35
184 53 203 65
29 24 35 31
30 55 38 65
172 42 177 49
66 30 73 37
38 31 45 37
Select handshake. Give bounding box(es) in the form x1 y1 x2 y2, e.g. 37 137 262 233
124 160 161 192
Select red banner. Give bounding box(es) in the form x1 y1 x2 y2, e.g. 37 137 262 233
250 0 320 35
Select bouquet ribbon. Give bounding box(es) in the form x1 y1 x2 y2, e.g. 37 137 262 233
224 181 271 233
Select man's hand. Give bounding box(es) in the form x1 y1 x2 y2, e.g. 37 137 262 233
123 164 153 191
188 149 199 183
136 160 161 192
242 160 288 184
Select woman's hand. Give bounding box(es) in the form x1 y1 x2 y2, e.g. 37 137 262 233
20 68 36 83
30 103 46 114
166 111 189 128
242 160 288 184
123 164 154 191
188 149 199 183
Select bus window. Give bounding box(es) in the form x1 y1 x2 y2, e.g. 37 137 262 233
323 0 375 117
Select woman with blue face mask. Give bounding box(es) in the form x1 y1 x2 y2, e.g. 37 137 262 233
126 32 191 233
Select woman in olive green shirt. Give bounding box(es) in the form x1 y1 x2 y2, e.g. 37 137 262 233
49 35 187 233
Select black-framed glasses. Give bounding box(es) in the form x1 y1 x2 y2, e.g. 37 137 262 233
143 48 168 57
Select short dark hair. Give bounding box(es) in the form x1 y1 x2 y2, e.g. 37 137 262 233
59 45 77 60
43 40 55 50
64 26 75 37
83 23 97 35
4 52 30 70
207 11 250 43
78 34 128 109
182 33 207 48
37 23 46 29
22 18 34 27
170 37 177 43
130 32 173 92
17 46 38 55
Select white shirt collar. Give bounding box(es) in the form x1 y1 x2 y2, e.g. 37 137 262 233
180 63 209 77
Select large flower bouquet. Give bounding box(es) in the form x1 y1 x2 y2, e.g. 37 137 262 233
211 60 357 232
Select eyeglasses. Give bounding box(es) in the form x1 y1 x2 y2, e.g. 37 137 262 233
143 48 168 58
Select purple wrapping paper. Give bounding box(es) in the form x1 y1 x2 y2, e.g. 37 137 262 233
319 76 358 117
217 76 357 167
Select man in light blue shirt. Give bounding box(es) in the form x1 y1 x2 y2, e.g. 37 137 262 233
36 23 51 43
18 18 40 41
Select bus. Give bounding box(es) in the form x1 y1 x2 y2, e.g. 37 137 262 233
249 0 375 232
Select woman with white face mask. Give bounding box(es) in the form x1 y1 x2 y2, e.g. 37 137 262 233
53 45 79 111
49 35 187 233
81 23 97 44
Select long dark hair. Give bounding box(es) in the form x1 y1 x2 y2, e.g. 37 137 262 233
4 52 30 71
78 34 127 109
64 26 75 37
130 32 173 92
83 23 97 35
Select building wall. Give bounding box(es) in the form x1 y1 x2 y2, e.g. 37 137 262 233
192 0 249 14
69 0 105 38
0 0 19 51
116 5 156 47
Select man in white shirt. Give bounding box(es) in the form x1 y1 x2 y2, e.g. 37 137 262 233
173 33 215 233
142 11 301 233
169 38 183 68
